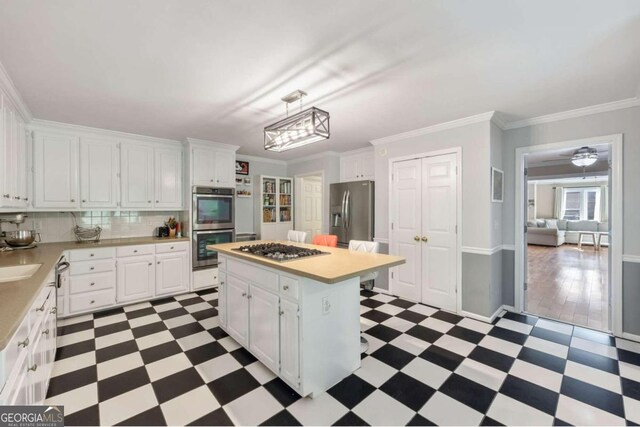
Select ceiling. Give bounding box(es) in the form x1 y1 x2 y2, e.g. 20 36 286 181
1 1 639 160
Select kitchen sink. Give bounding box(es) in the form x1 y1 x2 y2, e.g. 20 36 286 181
0 264 42 283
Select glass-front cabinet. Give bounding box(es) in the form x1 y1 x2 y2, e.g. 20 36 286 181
255 175 294 240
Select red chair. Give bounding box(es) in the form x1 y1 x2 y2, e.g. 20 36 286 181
312 234 338 247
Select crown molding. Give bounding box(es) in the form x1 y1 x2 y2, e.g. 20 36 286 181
370 111 498 146
286 150 340 165
0 60 33 121
339 146 374 157
503 97 640 130
236 153 287 166
29 118 183 146
185 137 240 152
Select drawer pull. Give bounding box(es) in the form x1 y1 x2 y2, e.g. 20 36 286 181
170 246 174 249
241 292 247 297
90 282 95 286
27 364 38 372
17 338 29 348
90 253 94 257
90 300 95 304
42 329 50 336
219 281 224 285
36 305 45 312
148 262 152 266
283 285 289 291
133 250 138 253
157 261 161 265
280 310 284 316
51 307 57 314
90 266 95 271
247 294 252 299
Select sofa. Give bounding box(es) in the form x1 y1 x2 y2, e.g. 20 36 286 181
527 219 609 247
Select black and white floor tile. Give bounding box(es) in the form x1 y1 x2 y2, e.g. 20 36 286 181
45 289 640 426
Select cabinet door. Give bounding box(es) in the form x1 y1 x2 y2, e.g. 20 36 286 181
248 285 280 372
340 156 360 182
214 150 235 187
33 132 79 208
117 255 155 303
218 272 227 328
80 138 119 208
7 354 30 405
226 274 249 346
121 144 154 208
154 148 183 208
360 152 375 180
15 116 29 206
155 252 189 296
1 98 16 206
191 147 216 185
279 298 300 387
29 328 47 405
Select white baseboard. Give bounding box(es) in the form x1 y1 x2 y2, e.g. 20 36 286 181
621 332 640 343
461 304 510 324
372 286 392 295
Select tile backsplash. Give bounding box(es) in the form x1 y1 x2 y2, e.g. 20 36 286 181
1 211 187 243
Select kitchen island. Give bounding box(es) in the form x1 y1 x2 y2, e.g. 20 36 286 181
208 240 404 397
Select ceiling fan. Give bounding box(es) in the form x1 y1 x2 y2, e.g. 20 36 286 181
537 146 606 179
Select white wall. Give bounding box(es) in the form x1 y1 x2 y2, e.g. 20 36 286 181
490 121 504 248
234 155 287 233
535 184 555 219
287 153 340 234
374 120 492 249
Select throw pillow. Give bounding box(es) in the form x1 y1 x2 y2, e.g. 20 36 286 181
536 219 547 228
546 219 558 229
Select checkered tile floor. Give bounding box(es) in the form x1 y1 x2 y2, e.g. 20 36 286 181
45 289 640 426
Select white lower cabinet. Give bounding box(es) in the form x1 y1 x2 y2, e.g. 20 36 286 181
226 274 249 347
218 272 227 328
279 298 300 386
248 285 280 372
117 255 155 303
155 251 189 296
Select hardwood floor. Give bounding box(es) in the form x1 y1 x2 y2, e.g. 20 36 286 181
526 243 609 331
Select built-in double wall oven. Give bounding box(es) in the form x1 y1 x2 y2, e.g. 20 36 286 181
192 187 235 269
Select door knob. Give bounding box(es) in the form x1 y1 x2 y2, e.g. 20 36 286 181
422 236 428 242
414 236 420 242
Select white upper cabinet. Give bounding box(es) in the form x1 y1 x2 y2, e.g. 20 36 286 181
0 93 29 208
214 150 235 187
33 132 79 209
120 143 154 208
154 148 182 209
340 150 374 182
79 138 119 208
191 146 217 186
190 142 237 188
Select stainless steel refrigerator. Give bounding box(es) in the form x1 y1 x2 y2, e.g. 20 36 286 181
330 181 374 247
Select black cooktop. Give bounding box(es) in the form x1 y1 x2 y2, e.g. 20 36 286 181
233 243 329 262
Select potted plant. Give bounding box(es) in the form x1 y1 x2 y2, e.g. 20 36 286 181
165 216 178 238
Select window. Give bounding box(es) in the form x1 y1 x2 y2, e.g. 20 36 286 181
562 187 601 221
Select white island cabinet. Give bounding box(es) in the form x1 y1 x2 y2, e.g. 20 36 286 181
212 241 404 397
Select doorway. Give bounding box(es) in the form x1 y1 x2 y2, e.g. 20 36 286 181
389 149 461 312
515 135 623 335
294 172 323 242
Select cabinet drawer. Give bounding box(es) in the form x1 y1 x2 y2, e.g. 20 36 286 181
227 257 278 292
70 259 114 276
116 244 155 257
280 276 299 301
68 289 115 314
69 247 116 262
69 272 115 294
30 287 53 331
155 241 189 254
1 314 30 391
193 268 219 290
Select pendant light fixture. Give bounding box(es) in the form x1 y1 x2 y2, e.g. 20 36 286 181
571 146 598 167
264 90 330 152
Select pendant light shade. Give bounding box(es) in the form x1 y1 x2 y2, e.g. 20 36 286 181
264 90 330 152
571 146 598 167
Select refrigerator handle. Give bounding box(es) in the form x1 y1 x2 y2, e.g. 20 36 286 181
345 190 351 230
341 190 347 230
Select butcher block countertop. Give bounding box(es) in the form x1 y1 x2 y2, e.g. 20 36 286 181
209 240 405 284
0 236 189 351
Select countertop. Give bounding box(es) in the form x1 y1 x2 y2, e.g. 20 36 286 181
209 240 405 284
0 236 189 351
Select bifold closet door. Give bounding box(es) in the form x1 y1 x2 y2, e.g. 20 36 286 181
391 159 423 302
420 154 457 311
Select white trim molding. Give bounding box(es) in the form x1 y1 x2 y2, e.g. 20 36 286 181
373 287 392 295
373 237 389 244
461 304 513 324
371 111 499 145
339 146 374 157
461 245 512 255
623 255 640 263
185 137 239 152
621 332 640 344
0 60 33 121
504 97 640 130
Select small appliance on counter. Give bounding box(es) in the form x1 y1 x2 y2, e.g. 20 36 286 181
0 214 40 251
156 226 170 238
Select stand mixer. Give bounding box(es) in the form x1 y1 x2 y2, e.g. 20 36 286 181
0 214 40 251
